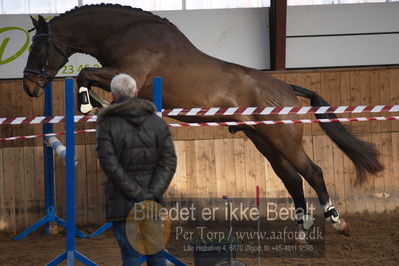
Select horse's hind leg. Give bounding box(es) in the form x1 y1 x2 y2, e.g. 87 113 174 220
299 159 350 235
249 125 350 236
242 128 314 234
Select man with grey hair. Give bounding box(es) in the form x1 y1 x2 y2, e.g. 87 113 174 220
110 73 138 99
96 73 177 266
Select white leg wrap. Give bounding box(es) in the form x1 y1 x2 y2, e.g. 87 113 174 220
78 87 93 114
325 205 340 223
323 199 340 224
321 199 333 213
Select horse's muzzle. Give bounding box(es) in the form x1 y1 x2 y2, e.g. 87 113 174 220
23 75 45 97
23 82 43 97
23 84 32 97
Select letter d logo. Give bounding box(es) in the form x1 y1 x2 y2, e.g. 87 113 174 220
0 27 30 65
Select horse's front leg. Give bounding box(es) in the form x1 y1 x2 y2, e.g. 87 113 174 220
76 67 120 114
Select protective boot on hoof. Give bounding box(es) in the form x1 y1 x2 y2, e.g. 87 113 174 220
78 87 93 114
324 205 350 236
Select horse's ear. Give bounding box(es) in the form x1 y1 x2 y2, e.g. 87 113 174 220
38 15 49 33
30 15 39 28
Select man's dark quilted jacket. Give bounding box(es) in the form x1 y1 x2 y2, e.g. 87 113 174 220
96 96 177 222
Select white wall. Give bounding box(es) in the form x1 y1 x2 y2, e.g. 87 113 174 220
0 8 270 79
286 3 399 68
156 8 270 69
3 3 398 77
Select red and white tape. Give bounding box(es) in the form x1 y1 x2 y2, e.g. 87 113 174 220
168 116 399 127
0 129 97 142
0 115 97 125
0 105 398 125
1 116 398 142
163 105 399 117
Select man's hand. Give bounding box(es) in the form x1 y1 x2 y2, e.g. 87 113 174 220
137 191 156 202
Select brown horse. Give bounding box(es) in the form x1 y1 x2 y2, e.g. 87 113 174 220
23 4 383 236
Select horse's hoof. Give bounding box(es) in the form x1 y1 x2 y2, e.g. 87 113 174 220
88 107 101 115
49 223 59 234
294 237 308 245
295 228 309 244
228 126 240 134
339 219 350 236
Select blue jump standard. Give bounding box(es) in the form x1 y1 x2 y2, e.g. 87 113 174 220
89 221 113 237
47 78 97 266
13 82 87 241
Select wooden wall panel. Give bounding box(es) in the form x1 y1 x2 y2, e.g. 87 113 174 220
311 73 323 135
244 138 257 199
214 139 227 201
331 136 345 209
1 82 15 148
3 147 16 233
185 141 198 198
380 70 392 132
54 154 66 220
302 136 316 199
224 138 237 198
23 146 38 226
75 145 88 226
390 69 399 131
33 146 45 219
233 138 246 198
0 148 5 231
14 147 26 231
392 133 399 209
96 157 107 224
169 141 187 198
86 144 98 225
205 139 217 199
0 67 399 233
381 133 394 211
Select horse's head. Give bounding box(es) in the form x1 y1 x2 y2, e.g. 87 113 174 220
23 15 69 97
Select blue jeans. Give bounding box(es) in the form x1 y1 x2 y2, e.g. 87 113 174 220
112 221 166 266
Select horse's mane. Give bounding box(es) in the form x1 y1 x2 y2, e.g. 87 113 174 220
50 3 176 28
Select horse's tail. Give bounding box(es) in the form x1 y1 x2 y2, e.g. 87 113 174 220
291 84 384 185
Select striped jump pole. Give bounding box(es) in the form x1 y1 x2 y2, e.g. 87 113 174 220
45 136 67 160
44 136 77 165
